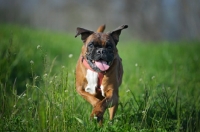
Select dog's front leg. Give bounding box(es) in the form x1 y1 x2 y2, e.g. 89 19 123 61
76 86 100 107
90 88 118 122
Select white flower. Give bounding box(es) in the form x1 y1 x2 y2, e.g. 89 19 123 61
93 116 97 120
37 45 41 49
34 76 39 80
135 63 138 67
30 60 34 64
126 89 130 93
43 74 48 77
68 54 73 58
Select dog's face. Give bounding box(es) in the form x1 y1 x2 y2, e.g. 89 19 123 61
84 33 116 72
75 25 128 72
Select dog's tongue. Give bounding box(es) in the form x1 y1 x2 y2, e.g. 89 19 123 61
95 60 110 71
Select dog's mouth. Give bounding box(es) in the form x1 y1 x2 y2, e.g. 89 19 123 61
94 59 110 71
87 58 112 72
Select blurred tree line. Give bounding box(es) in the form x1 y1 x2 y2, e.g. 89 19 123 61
0 0 200 41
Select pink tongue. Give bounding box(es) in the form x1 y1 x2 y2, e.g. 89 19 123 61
95 60 110 71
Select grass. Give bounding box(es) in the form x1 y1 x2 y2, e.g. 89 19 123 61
0 23 200 131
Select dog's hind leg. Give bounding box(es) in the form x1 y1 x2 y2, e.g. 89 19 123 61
108 92 119 120
109 104 118 120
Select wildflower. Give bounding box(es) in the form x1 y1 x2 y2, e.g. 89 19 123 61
126 89 130 93
68 54 73 58
43 74 48 77
23 93 26 97
135 63 138 67
30 60 34 64
142 111 146 114
93 116 97 120
34 76 39 80
151 76 155 79
37 45 41 49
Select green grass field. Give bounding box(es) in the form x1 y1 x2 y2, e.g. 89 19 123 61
0 24 200 132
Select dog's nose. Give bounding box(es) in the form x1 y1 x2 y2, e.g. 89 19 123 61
97 48 106 55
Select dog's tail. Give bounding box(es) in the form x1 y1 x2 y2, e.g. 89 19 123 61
97 24 106 33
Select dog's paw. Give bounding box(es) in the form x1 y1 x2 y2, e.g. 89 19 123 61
90 101 106 124
90 109 104 123
91 110 103 118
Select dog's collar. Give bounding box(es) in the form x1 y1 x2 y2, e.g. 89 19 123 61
81 56 94 71
81 56 104 93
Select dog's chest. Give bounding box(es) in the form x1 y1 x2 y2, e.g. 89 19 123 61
85 69 104 96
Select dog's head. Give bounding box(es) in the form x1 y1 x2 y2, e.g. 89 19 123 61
75 25 128 72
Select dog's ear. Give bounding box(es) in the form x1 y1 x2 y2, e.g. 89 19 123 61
108 25 128 44
75 27 94 42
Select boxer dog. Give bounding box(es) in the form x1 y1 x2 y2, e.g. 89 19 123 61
75 24 128 124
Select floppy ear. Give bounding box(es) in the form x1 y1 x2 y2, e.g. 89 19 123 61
108 25 128 44
75 27 94 42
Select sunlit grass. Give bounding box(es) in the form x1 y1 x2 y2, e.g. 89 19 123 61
0 24 200 131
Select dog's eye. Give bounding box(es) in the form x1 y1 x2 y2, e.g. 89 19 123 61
88 44 94 48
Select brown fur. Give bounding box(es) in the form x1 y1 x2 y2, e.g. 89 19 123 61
75 25 128 124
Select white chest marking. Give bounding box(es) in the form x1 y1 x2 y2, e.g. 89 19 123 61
85 69 98 94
